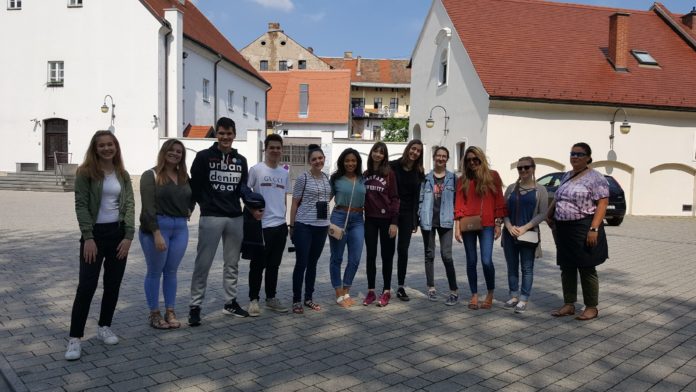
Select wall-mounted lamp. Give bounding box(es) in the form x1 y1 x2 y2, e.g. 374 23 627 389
425 105 449 134
101 95 116 126
609 108 630 150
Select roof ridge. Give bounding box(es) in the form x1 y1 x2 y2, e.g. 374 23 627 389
474 0 653 14
319 56 409 61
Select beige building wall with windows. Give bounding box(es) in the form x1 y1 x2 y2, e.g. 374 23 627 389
241 22 330 71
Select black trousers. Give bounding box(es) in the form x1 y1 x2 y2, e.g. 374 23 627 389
248 223 288 301
70 222 127 338
396 213 416 286
364 217 396 291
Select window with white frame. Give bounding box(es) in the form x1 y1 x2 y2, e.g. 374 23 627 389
202 79 210 102
7 0 21 9
243 96 248 116
47 61 64 86
67 0 82 7
299 84 309 117
254 101 259 120
227 90 234 111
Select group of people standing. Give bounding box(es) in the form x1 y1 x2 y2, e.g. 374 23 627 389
65 117 610 361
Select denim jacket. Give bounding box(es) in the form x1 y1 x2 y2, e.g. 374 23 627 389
418 170 456 231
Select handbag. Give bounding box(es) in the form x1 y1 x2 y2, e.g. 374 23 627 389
513 184 540 247
329 178 357 240
459 199 483 232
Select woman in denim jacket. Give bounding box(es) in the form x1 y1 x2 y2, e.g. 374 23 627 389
419 147 459 305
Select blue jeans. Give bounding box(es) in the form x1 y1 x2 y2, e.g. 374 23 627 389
462 226 495 294
502 230 535 301
292 222 328 303
329 209 365 288
140 215 189 310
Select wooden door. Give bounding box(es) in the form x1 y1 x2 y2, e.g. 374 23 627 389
44 119 68 170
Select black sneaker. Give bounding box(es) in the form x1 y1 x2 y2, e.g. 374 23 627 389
188 306 201 327
223 300 249 318
396 287 410 302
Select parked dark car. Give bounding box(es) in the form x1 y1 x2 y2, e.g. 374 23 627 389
537 172 626 226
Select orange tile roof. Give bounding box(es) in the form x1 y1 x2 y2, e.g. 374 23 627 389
321 57 410 85
140 0 268 87
183 124 214 138
440 0 696 111
263 70 351 124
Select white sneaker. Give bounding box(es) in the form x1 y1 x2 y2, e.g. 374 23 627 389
248 299 261 317
64 338 81 360
97 326 119 345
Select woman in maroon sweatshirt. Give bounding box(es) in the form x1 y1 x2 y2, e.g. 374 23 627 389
362 142 400 307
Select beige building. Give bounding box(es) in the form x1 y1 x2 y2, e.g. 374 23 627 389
323 53 411 140
241 22 330 72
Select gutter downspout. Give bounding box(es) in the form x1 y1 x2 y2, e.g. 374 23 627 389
163 26 172 137
213 54 222 124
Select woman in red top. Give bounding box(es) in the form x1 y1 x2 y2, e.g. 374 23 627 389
455 146 506 310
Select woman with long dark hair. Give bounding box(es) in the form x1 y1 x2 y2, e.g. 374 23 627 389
65 130 134 361
329 148 366 307
547 143 609 321
454 146 506 310
139 139 192 329
419 146 459 305
502 156 548 313
289 144 331 314
362 142 399 307
389 139 424 301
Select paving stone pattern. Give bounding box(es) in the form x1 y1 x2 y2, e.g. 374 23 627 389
1 190 695 392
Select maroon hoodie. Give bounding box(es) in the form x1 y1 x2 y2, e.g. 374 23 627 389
363 169 400 224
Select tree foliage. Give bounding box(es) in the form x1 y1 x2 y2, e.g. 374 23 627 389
382 118 409 142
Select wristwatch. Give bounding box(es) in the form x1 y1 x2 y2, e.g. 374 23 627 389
589 227 599 232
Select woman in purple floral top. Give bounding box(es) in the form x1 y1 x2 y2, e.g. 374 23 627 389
546 142 609 321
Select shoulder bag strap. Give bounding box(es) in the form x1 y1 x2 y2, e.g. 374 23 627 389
343 178 357 231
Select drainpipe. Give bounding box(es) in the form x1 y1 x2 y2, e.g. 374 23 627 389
213 54 222 124
163 28 171 136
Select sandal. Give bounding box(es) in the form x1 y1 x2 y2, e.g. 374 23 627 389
480 293 494 309
149 311 170 329
468 296 479 310
551 304 576 317
164 309 181 329
304 300 321 311
575 307 598 321
292 302 304 314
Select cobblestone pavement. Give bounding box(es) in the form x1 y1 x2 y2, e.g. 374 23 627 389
1 190 695 392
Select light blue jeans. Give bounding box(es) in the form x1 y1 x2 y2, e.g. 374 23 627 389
140 215 189 310
462 226 495 294
502 230 535 301
329 209 365 288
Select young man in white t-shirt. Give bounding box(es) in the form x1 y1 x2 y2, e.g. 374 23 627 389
246 134 290 315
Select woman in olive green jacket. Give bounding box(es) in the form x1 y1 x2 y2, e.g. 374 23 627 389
65 130 135 361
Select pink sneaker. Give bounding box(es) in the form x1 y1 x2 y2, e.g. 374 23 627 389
377 291 391 307
363 291 377 306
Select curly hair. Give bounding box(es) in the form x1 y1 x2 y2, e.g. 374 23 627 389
330 148 363 185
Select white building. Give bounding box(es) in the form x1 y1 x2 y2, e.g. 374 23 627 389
0 0 269 174
410 0 696 216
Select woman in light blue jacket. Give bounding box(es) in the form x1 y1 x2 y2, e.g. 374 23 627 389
419 146 459 305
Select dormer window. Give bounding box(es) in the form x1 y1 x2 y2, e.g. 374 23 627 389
632 50 658 66
7 0 21 9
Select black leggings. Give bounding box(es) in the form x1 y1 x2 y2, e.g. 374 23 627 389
70 222 127 338
396 213 416 286
364 217 396 291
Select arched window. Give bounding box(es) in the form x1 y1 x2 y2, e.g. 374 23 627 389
439 49 448 86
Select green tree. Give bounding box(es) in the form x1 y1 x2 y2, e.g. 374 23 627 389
382 118 409 142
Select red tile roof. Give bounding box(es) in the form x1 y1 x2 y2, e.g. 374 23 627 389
263 70 351 124
183 124 214 138
140 0 268 87
440 0 696 110
321 57 410 85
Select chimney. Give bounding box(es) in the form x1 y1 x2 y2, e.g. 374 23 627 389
307 46 314 54
608 12 630 72
344 51 353 59
356 56 362 76
682 7 696 30
268 22 281 32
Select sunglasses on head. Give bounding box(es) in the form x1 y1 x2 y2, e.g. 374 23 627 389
570 152 588 158
465 157 481 164
516 165 533 171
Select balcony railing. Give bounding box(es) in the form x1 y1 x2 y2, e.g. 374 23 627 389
351 106 397 119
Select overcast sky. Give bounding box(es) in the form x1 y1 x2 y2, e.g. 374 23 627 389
192 0 693 59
